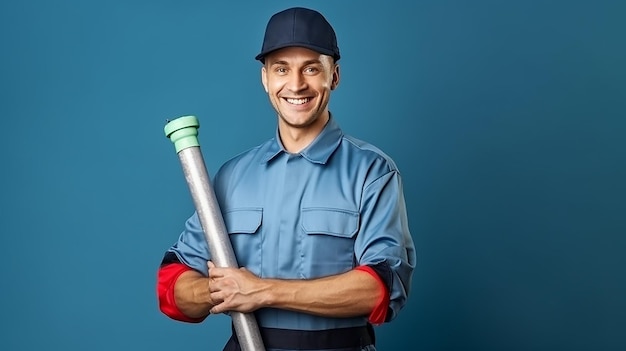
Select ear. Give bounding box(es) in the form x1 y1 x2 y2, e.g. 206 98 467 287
261 65 268 93
331 64 340 90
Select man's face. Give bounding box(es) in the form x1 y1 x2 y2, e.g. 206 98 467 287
262 46 339 132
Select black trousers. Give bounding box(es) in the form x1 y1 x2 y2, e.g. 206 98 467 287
223 324 375 351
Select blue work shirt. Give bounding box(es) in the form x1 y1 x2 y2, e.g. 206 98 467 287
168 116 416 334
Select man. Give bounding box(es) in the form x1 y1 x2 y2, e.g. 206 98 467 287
157 7 416 351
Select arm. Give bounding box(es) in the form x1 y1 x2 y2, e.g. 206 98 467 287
157 261 214 322
355 168 416 323
156 212 215 322
173 270 215 319
158 260 386 322
207 261 384 318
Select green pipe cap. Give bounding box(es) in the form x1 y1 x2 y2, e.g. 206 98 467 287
164 115 201 153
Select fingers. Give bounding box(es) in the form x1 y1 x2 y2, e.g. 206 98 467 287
210 305 223 315
208 277 217 292
210 290 224 304
207 261 225 279
209 288 233 315
210 304 231 315
209 296 225 315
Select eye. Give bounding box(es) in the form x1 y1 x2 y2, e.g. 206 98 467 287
275 67 288 75
304 66 319 74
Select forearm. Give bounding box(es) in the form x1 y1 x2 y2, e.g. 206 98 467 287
263 269 381 317
174 270 215 319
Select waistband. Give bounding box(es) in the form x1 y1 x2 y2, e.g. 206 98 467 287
224 324 375 350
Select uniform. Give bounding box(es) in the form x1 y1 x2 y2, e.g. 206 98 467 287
159 117 415 350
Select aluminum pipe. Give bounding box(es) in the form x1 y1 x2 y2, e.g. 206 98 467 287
164 116 265 351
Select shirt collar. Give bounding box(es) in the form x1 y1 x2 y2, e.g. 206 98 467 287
261 114 343 164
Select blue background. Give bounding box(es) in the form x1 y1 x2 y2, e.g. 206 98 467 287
1 0 624 350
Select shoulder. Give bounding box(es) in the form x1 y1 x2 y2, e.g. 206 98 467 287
340 134 400 174
214 138 273 180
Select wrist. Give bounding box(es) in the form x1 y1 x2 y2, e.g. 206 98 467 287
259 278 278 308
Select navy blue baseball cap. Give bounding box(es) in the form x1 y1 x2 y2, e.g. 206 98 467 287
255 7 340 63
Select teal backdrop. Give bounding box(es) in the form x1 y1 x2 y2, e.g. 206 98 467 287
1 0 624 350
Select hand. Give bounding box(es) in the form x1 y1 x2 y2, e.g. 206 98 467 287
207 261 265 314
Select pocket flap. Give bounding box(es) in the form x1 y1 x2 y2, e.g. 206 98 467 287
301 208 359 238
223 208 262 234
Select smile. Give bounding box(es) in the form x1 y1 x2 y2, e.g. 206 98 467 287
285 97 311 105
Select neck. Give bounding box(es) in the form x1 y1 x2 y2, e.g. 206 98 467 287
278 113 330 153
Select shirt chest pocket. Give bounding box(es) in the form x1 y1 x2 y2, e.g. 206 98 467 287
223 208 262 269
300 208 360 278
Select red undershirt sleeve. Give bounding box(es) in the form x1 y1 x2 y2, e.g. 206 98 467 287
157 263 206 323
354 265 390 325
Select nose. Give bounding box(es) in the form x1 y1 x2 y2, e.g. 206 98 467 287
286 71 307 92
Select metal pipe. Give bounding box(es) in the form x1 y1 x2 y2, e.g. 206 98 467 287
164 116 265 351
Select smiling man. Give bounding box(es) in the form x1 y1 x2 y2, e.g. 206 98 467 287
261 46 338 153
157 7 416 351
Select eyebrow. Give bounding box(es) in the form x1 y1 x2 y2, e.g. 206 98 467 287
269 59 323 67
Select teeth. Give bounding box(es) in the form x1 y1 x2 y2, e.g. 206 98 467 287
286 98 309 105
